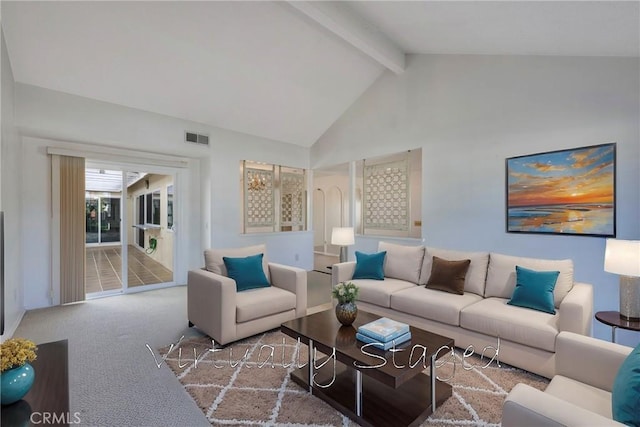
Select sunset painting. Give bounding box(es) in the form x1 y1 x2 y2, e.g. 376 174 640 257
506 143 616 236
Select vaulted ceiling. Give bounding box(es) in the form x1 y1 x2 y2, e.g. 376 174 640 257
2 1 638 148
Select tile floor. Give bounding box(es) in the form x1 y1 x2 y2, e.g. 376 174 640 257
85 245 173 294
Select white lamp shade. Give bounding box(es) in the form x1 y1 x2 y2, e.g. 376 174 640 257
604 239 640 277
331 227 355 246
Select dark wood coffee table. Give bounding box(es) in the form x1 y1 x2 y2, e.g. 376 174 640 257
281 310 454 427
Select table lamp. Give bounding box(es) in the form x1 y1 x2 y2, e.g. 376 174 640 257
604 238 640 320
331 227 355 263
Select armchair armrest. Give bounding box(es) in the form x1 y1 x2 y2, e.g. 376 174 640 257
558 282 593 335
556 331 631 392
331 261 356 287
503 383 624 427
187 269 237 345
268 263 307 318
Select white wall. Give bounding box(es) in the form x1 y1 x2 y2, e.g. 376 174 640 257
312 54 640 346
206 127 313 270
313 174 350 254
1 29 25 339
14 84 312 310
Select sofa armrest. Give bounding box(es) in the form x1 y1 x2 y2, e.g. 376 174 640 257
558 282 593 335
503 383 624 427
556 331 631 392
187 269 237 345
268 263 307 318
331 261 356 286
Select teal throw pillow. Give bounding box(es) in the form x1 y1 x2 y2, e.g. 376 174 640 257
352 251 386 280
223 253 270 292
507 266 559 314
612 342 640 426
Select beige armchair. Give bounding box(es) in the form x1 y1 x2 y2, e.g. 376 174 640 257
502 331 632 427
187 245 307 345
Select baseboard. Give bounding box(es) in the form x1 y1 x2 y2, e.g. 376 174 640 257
313 251 339 257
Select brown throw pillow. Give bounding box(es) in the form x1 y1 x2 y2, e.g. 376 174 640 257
425 256 471 295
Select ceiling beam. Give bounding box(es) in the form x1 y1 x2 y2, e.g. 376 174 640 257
286 1 405 74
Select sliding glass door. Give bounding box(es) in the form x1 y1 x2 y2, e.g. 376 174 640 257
85 196 121 245
127 174 174 289
83 164 176 298
100 197 121 243
86 197 99 244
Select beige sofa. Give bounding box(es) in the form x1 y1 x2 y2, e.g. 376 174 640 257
188 244 307 345
331 242 593 378
503 331 631 426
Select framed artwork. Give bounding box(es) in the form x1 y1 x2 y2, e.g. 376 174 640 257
506 143 616 237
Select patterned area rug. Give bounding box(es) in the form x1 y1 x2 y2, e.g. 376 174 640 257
159 331 548 426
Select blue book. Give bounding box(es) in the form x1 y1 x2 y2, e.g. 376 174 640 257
356 331 412 350
357 317 410 342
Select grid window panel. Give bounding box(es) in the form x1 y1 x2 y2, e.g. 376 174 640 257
244 167 275 228
364 159 409 231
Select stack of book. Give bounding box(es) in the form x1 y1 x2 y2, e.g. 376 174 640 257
356 317 412 350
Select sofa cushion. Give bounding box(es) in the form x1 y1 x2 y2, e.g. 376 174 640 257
507 266 559 314
612 342 640 426
204 244 270 282
378 241 424 284
485 253 573 308
391 286 483 326
236 286 296 323
426 256 471 295
352 251 386 280
223 254 271 292
460 298 559 352
420 247 489 296
352 278 415 308
547 375 613 419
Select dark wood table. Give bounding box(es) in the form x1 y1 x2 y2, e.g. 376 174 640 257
595 311 640 343
1 340 70 426
281 310 454 427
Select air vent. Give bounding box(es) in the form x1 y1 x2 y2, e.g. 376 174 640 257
185 131 209 146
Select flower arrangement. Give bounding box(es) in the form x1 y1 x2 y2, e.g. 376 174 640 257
1 338 37 373
332 281 359 304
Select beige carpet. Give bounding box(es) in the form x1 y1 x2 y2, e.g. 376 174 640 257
161 331 548 426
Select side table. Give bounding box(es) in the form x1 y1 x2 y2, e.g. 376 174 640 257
1 339 70 426
595 311 640 343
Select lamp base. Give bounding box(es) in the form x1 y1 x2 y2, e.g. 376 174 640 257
620 275 640 321
339 246 348 263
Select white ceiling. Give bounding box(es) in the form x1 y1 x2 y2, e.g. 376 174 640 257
85 169 147 193
2 1 638 148
348 1 640 57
